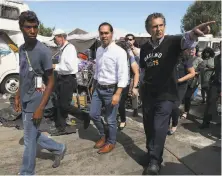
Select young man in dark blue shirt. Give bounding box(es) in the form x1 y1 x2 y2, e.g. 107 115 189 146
15 11 66 175
140 12 215 175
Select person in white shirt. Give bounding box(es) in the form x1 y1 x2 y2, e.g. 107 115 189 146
125 34 141 117
90 22 128 154
52 29 90 136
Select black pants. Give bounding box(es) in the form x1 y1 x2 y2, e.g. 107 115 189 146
170 84 187 127
203 84 220 123
55 74 83 129
118 85 130 122
184 84 198 112
142 84 174 164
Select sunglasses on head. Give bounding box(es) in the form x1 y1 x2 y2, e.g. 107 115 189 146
23 25 39 29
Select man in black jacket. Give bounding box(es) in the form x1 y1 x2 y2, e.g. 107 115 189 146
140 12 215 175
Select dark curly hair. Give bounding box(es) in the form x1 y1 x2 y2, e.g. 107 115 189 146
145 13 166 34
19 10 40 28
201 47 215 59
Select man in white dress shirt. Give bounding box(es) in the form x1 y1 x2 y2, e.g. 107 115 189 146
52 29 90 136
90 22 128 154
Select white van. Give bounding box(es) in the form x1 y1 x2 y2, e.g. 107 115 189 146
198 34 221 55
0 31 19 94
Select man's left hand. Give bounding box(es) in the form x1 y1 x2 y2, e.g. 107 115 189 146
191 21 216 37
53 64 56 69
33 107 43 126
111 93 120 106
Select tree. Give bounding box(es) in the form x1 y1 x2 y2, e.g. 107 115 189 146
181 1 221 36
38 23 55 37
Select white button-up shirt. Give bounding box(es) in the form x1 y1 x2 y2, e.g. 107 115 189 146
94 42 128 88
55 41 78 75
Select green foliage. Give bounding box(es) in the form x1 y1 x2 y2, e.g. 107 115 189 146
181 1 221 36
38 23 55 37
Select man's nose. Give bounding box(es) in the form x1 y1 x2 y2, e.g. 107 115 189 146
30 27 35 33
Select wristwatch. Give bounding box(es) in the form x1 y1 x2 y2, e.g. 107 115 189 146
134 85 139 89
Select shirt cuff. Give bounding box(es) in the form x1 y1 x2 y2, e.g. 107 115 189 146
117 82 127 88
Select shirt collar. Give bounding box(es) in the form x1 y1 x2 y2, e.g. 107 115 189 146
148 36 165 48
102 41 115 50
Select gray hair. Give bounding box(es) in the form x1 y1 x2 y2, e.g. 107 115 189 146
145 13 166 33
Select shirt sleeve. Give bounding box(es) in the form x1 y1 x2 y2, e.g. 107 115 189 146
181 31 198 50
117 50 128 88
41 47 53 71
130 56 136 65
186 59 193 69
55 44 77 73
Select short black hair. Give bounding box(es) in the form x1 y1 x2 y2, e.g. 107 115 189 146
98 22 113 32
19 10 40 28
202 47 215 58
145 13 166 33
125 33 135 39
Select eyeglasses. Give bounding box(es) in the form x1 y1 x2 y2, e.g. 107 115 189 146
23 25 39 29
126 38 133 41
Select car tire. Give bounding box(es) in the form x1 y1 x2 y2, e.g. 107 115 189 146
0 74 19 94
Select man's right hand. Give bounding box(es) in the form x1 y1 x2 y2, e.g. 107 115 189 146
14 95 21 112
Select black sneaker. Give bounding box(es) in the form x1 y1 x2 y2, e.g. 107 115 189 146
50 127 67 136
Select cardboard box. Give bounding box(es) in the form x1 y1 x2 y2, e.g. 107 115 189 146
71 95 87 107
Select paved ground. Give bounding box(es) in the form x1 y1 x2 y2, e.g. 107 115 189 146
0 92 221 175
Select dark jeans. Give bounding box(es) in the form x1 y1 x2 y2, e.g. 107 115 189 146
55 74 84 129
203 84 220 123
118 85 130 122
170 84 187 127
142 84 174 164
184 84 199 112
89 86 119 144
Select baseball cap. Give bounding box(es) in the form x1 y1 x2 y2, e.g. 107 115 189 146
52 29 66 36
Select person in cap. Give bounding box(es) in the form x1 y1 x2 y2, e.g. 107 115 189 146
51 29 90 136
15 11 66 175
140 12 215 175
